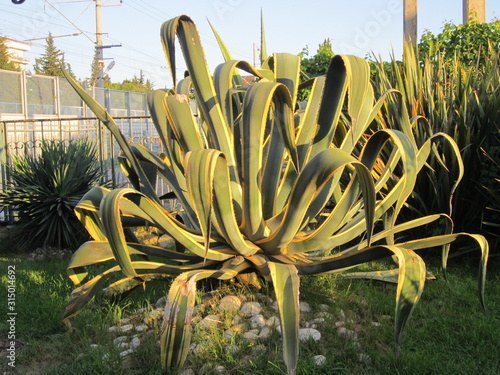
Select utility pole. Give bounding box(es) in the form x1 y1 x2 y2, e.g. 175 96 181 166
403 0 418 48
94 0 121 88
95 0 104 88
463 0 486 23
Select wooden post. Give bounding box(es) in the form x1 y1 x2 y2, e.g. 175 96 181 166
463 0 486 23
404 0 418 47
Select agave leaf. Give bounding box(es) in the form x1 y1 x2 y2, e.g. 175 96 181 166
61 69 157 200
240 81 298 240
163 94 204 153
262 148 375 255
161 258 247 370
309 55 348 159
213 59 263 129
394 232 489 310
416 132 464 215
274 53 301 109
342 268 437 283
161 16 237 175
64 266 121 323
269 262 300 375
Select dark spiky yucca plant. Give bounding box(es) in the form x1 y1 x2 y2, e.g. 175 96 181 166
0 139 106 250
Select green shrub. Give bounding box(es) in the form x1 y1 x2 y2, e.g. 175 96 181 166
0 139 106 250
371 42 500 254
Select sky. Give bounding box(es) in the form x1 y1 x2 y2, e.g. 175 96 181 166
1 0 499 89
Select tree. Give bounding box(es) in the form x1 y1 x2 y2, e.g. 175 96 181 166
299 38 335 79
0 36 20 71
107 70 154 93
418 19 500 67
298 39 335 101
34 33 74 78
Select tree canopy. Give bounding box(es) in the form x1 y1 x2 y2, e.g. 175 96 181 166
34 33 74 78
0 37 20 71
418 19 500 66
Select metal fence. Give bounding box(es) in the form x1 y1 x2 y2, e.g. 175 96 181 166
0 116 173 221
0 68 175 221
0 69 149 120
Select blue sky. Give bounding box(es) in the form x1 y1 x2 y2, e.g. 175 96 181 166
1 0 499 88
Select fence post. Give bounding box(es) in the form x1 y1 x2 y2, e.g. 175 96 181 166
0 121 10 221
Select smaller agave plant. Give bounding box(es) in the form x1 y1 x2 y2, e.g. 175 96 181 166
62 15 489 375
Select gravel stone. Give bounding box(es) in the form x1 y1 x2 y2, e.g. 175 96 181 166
113 336 129 345
299 301 312 312
250 314 266 329
218 295 242 312
135 325 148 332
129 337 141 351
299 328 321 342
198 315 221 329
313 354 326 366
258 326 271 340
223 329 234 340
119 349 134 358
118 324 133 333
155 296 167 308
240 302 263 317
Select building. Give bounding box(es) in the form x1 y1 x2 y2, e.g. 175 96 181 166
4 38 30 68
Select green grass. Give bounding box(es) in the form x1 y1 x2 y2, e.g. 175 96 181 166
1 253 498 375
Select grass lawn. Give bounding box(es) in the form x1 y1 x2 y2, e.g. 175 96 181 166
1 243 499 374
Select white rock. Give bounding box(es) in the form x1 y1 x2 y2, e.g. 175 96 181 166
258 327 271 340
113 336 129 345
250 314 266 329
299 301 312 313
119 349 134 358
117 342 129 349
102 353 110 360
312 355 326 366
318 304 329 312
266 316 281 327
214 365 226 373
371 321 381 327
90 344 99 349
299 328 321 342
317 311 333 319
232 315 244 325
243 330 259 340
119 324 133 333
218 295 242 312
120 318 130 324
178 369 196 375
335 321 346 327
135 325 148 332
108 326 119 333
312 317 325 324
155 296 167 308
240 302 262 317
198 314 221 329
223 329 234 340
129 337 141 351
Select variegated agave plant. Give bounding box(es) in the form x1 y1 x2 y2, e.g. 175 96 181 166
62 15 489 375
